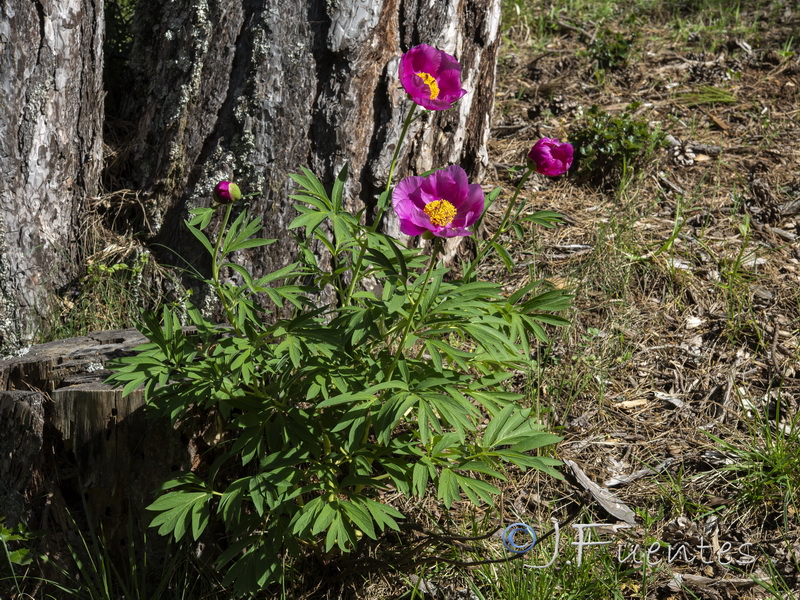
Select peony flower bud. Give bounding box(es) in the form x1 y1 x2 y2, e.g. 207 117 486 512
213 181 241 204
527 138 574 177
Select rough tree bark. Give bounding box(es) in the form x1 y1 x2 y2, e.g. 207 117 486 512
0 0 105 351
110 0 502 283
0 0 503 587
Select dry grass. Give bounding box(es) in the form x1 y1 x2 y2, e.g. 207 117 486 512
463 1 800 597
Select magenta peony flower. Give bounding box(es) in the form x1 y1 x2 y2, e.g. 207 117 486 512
213 181 241 204
398 44 467 111
392 165 484 237
527 138 574 177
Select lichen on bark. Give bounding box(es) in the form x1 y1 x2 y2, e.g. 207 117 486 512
0 0 104 351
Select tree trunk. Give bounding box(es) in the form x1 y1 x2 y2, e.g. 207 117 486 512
109 0 501 282
0 0 105 351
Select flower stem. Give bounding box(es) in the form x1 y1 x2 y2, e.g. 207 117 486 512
372 102 418 232
387 237 442 379
210 203 240 332
464 166 534 280
344 102 418 306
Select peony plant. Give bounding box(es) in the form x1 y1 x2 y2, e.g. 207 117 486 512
108 44 572 595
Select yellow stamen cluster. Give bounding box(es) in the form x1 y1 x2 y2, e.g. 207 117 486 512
423 200 457 227
416 72 440 100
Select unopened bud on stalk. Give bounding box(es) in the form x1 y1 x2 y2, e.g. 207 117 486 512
213 181 241 204
527 138 573 177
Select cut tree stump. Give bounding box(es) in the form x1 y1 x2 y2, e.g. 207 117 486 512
0 329 199 553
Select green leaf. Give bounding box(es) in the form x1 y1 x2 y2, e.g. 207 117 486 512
438 468 460 508
147 490 212 542
474 186 502 233
220 209 248 256
229 238 275 251
219 478 248 528
508 279 545 304
522 289 573 312
332 214 353 251
511 432 562 452
455 473 499 505
256 262 303 285
525 456 565 479
374 392 416 444
188 207 216 229
331 163 348 211
325 513 357 553
289 210 327 235
522 318 548 343
373 189 391 218
342 499 376 540
290 167 330 205
481 404 517 447
290 194 328 212
528 313 571 327
412 462 430 497
484 186 503 212
7 548 32 566
386 292 407 316
418 269 445 318
311 501 336 536
292 497 323 535
186 224 214 256
380 233 409 281
464 322 517 354
424 340 443 371
191 497 211 541
521 210 564 228
363 498 403 532
316 391 369 408
489 241 515 272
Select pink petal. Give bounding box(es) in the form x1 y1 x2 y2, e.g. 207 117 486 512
435 69 467 103
410 44 443 74
393 175 427 213
433 165 468 203
409 206 435 231
452 184 484 227
399 218 429 236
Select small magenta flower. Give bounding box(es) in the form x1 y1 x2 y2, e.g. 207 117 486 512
393 165 484 237
527 138 574 177
398 44 467 111
213 181 241 204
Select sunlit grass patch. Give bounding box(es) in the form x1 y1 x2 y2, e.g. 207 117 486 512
675 86 738 107
704 402 800 527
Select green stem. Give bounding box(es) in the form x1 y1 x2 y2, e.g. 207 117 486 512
352 236 440 496
464 166 534 281
372 102 418 231
386 237 442 380
210 203 240 332
343 102 419 306
1 538 21 595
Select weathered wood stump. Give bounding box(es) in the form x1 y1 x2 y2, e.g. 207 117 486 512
0 329 197 554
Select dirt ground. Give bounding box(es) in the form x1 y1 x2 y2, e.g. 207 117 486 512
471 1 800 598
